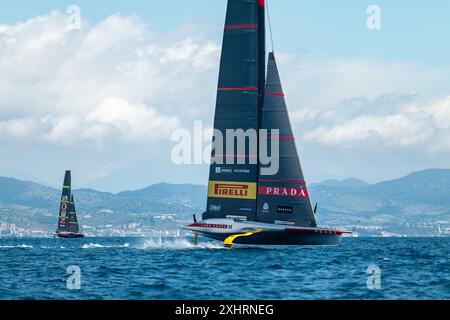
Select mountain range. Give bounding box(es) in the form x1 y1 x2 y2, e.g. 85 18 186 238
0 169 449 235
309 169 450 225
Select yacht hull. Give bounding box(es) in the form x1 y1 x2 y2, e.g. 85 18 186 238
184 219 349 246
56 233 85 239
197 231 341 246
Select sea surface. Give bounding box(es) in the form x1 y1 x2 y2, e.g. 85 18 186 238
0 237 449 300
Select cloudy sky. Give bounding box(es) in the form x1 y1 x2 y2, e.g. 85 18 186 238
0 0 449 192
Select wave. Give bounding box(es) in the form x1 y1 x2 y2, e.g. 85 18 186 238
81 243 130 249
0 244 33 249
135 237 224 250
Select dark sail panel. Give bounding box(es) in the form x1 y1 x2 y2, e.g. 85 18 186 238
57 170 71 232
257 53 317 227
67 194 80 234
204 0 263 221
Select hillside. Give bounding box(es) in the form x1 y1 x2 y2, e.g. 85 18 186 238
0 169 449 236
310 169 450 224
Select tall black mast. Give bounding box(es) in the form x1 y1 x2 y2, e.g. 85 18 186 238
258 0 266 129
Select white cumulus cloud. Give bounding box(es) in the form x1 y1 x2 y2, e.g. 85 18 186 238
0 11 220 145
85 97 180 143
298 93 450 153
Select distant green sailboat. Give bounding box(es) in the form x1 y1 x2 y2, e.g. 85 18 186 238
55 170 85 238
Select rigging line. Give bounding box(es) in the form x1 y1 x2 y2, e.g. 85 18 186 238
266 0 275 53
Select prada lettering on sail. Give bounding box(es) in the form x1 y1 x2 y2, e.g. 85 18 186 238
258 186 309 198
208 181 257 200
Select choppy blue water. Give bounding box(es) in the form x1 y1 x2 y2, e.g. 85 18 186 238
0 237 449 300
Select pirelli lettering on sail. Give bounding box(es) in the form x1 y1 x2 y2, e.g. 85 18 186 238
208 181 257 200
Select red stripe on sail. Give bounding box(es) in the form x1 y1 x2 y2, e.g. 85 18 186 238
218 87 258 91
213 154 258 159
261 135 295 141
225 24 258 30
188 223 229 229
284 228 351 235
258 0 265 6
266 93 285 97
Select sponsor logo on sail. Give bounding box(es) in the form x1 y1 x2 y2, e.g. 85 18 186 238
277 206 293 214
209 204 221 212
215 167 233 174
262 202 270 213
234 168 250 174
238 207 254 213
258 186 309 198
59 195 69 227
208 181 257 199
215 167 250 175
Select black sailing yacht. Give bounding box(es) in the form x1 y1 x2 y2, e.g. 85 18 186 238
55 170 85 238
184 0 350 246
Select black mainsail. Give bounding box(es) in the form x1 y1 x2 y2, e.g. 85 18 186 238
257 53 317 227
204 0 265 221
57 170 71 233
